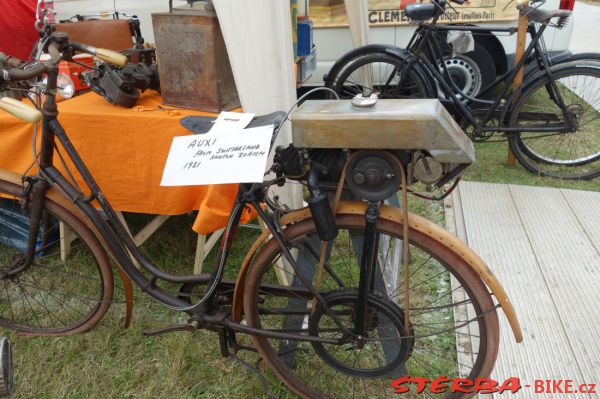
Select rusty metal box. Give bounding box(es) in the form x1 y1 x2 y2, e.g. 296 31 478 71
151 7 240 112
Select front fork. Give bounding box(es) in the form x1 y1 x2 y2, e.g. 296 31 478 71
354 201 381 337
304 168 385 338
3 178 51 277
4 78 58 277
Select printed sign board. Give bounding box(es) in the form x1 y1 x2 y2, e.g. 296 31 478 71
309 0 518 28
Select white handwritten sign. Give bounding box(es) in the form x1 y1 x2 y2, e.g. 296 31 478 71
160 124 274 186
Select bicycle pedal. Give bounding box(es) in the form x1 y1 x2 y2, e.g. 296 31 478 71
143 320 199 337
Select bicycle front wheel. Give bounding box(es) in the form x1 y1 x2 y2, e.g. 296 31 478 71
243 213 499 399
508 65 600 180
0 178 113 335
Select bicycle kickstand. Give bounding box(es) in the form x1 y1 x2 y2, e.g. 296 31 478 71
222 330 279 399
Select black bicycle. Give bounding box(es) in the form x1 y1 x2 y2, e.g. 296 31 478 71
325 0 600 180
0 31 526 398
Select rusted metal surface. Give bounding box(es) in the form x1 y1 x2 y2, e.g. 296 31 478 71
152 9 240 112
290 99 475 164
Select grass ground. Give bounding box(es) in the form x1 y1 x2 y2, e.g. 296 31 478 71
465 141 599 191
2 140 598 398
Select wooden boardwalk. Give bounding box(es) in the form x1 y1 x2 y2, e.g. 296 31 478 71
446 181 600 398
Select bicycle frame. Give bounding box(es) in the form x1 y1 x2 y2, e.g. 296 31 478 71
401 9 575 135
16 60 362 346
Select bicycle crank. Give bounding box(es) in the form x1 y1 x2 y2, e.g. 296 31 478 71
143 319 201 337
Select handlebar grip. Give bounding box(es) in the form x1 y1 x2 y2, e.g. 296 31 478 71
450 0 465 5
1 63 47 82
95 48 128 67
0 98 43 123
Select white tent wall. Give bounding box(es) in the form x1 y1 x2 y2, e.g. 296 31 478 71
343 0 369 48
213 0 303 210
343 0 371 91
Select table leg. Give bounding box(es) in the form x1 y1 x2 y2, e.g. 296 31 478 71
115 212 141 269
194 228 225 274
132 214 170 246
258 219 290 286
59 221 77 262
194 234 207 274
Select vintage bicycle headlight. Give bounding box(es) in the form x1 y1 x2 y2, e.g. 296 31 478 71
41 73 76 100
56 73 75 99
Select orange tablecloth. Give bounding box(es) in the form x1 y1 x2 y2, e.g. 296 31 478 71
0 91 252 234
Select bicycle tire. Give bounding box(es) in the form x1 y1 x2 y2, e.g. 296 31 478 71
508 64 600 180
243 213 499 399
0 178 114 335
327 52 435 100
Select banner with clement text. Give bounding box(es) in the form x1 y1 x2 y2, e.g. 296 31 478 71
309 0 518 28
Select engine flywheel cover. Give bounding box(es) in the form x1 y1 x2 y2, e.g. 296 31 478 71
346 150 401 201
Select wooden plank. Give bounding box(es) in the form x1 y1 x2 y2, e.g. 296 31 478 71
193 228 225 274
444 194 477 376
509 184 600 385
115 211 141 269
194 234 207 275
133 214 170 247
258 219 290 286
507 10 528 167
59 221 76 262
454 182 587 395
561 189 600 254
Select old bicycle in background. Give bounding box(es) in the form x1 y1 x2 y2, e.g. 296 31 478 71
325 0 600 180
0 31 522 398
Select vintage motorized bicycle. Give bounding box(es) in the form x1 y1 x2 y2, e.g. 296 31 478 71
0 31 522 398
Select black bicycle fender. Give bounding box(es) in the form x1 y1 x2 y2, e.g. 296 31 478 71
503 61 600 123
324 44 435 97
324 44 408 86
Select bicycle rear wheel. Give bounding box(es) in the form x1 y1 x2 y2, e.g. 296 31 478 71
327 53 434 100
243 213 499 398
0 179 113 335
508 65 600 180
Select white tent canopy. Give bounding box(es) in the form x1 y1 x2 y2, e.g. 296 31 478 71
214 0 303 210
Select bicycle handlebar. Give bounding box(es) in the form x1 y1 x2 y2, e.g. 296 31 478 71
0 39 127 84
70 42 127 67
0 33 127 123
1 63 47 82
0 42 60 82
0 97 43 123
